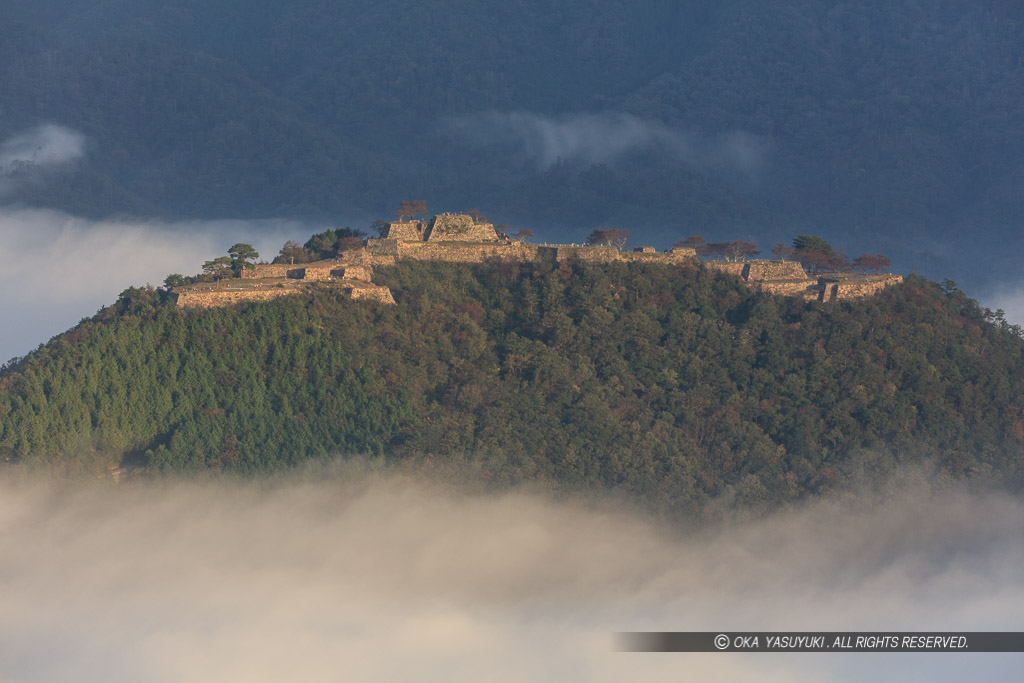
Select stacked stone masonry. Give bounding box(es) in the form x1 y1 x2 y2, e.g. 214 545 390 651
173 287 303 309
179 213 900 309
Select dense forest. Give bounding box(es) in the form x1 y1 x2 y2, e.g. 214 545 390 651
3 1 1024 288
2 260 1022 516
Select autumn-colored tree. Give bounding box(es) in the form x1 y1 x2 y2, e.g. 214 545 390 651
513 227 534 242
771 243 796 260
395 200 428 222
586 228 630 249
466 208 489 223
793 235 839 273
722 240 760 261
701 242 732 260
852 253 891 273
828 250 851 272
798 249 849 273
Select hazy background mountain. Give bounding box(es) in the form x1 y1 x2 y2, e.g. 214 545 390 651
3 0 1023 291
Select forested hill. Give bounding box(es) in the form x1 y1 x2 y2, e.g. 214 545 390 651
4 1 1024 287
2 261 1023 515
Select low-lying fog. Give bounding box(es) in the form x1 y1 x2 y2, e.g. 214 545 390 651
1 468 1021 682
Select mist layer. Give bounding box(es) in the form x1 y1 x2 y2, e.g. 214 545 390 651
1 472 1021 682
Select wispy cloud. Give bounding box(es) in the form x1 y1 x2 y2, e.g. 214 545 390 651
0 471 1020 682
0 207 312 362
0 124 87 197
444 111 770 178
0 124 86 173
983 282 1024 328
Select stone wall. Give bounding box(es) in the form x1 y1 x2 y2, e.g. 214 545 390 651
619 249 696 265
231 228 898 309
294 265 334 281
823 274 904 301
174 281 396 308
335 265 373 281
344 284 397 304
245 259 374 281
744 260 808 281
425 213 500 242
365 253 398 267
755 280 819 297
243 263 292 279
174 287 301 308
536 245 620 262
396 240 537 262
366 238 400 256
382 220 428 241
703 261 747 277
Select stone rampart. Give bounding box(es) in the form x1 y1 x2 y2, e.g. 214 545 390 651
396 240 537 262
536 245 620 262
335 265 373 281
174 287 302 309
344 283 397 304
822 274 904 301
222 220 898 309
243 263 292 279
619 249 696 265
365 253 397 267
426 214 500 242
174 280 396 308
754 280 819 297
366 238 400 256
744 260 808 281
704 261 747 277
294 265 334 281
383 220 428 241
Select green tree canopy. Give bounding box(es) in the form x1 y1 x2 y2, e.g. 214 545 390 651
793 235 834 254
228 243 259 272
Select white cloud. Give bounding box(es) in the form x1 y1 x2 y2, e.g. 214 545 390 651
0 471 1020 682
0 206 312 362
982 282 1024 328
0 124 86 175
444 111 770 178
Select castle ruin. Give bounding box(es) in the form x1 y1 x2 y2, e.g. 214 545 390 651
173 212 901 308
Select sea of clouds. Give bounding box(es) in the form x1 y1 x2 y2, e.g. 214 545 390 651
0 469 1021 682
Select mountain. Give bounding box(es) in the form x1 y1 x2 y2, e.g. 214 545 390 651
2 259 1022 516
3 1 1024 290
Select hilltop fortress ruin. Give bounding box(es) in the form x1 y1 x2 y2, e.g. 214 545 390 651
172 213 902 308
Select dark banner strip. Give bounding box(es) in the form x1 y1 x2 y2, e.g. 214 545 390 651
618 632 1024 653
